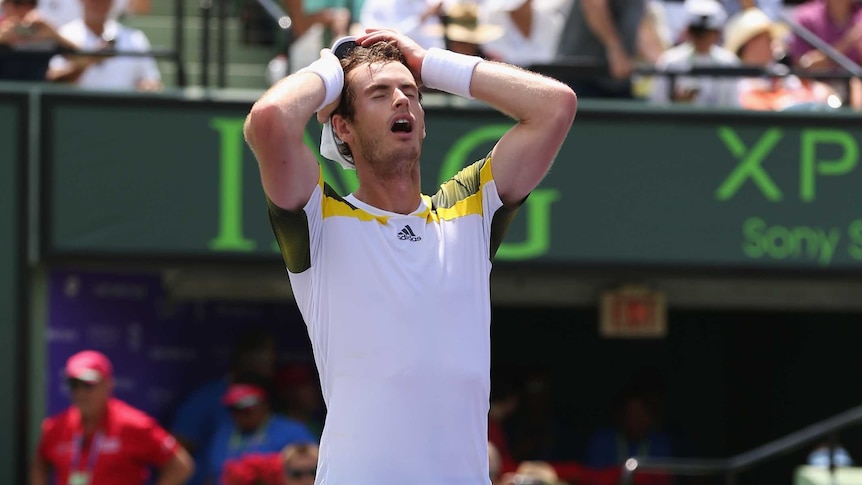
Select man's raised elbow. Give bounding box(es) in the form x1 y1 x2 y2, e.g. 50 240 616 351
243 102 277 148
557 85 578 123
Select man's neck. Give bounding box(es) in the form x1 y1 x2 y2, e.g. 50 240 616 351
692 39 713 55
353 164 422 214
80 406 106 433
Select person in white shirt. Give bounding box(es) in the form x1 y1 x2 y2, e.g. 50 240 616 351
244 31 577 484
38 0 148 29
650 0 741 106
46 0 160 90
479 0 571 67
359 0 446 50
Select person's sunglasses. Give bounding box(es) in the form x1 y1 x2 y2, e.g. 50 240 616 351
285 467 316 479
66 378 96 391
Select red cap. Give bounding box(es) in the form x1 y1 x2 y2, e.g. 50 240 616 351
222 384 267 409
65 350 113 383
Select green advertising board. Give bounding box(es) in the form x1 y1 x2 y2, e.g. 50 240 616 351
42 93 862 271
0 92 27 485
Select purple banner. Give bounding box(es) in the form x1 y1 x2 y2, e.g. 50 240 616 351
46 269 311 423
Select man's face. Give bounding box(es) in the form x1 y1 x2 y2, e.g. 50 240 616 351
68 377 112 415
230 402 268 433
283 454 318 485
740 31 774 66
337 61 425 173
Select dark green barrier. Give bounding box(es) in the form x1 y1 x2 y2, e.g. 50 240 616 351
42 93 862 270
0 91 27 485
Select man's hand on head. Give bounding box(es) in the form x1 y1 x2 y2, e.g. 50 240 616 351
356 28 427 86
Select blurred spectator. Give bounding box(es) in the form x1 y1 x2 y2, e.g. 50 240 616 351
501 460 569 485
650 0 741 106
631 0 672 97
790 0 862 71
637 0 672 64
207 384 316 485
263 0 354 83
30 350 194 485
171 330 277 485
720 0 782 22
423 2 504 57
508 368 569 463
39 0 151 30
489 368 521 475
725 7 840 109
280 443 319 485
273 363 324 439
45 0 161 90
789 0 862 106
586 372 672 468
555 0 645 98
0 0 76 81
359 0 445 50
807 440 854 467
489 441 504 484
479 0 571 66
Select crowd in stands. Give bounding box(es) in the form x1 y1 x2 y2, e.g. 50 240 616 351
0 0 860 108
39 333 690 485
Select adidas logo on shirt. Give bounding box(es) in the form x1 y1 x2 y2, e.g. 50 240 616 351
397 225 421 242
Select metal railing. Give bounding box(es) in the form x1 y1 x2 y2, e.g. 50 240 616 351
621 404 862 485
199 0 293 88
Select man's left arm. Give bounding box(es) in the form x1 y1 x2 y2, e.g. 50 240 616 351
469 62 577 207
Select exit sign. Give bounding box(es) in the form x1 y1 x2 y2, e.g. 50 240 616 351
600 286 667 338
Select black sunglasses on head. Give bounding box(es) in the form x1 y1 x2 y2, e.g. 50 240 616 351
285 467 316 479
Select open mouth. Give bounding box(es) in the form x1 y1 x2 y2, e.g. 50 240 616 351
391 119 413 134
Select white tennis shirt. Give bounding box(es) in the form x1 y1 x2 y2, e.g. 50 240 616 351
268 157 518 484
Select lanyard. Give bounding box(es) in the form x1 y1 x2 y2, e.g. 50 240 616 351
70 432 103 474
228 420 269 452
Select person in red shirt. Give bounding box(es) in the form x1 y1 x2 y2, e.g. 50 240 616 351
30 350 194 485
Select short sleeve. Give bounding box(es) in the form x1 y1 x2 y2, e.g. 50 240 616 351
135 418 180 467
268 169 324 274
36 416 59 462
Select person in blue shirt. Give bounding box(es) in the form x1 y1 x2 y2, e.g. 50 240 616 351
171 330 278 485
587 379 673 468
206 383 317 485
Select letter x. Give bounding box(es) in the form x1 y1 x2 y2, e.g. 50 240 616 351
715 127 784 201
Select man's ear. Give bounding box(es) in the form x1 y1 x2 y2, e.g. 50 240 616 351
331 115 353 143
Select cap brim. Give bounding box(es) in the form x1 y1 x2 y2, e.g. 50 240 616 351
66 369 103 383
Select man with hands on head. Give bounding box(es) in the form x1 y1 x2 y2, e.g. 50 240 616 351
244 28 576 484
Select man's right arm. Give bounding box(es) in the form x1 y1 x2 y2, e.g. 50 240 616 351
243 58 329 212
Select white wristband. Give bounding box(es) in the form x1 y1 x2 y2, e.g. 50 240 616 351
298 53 344 112
421 48 482 99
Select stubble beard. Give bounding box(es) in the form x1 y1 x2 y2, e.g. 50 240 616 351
356 131 421 179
